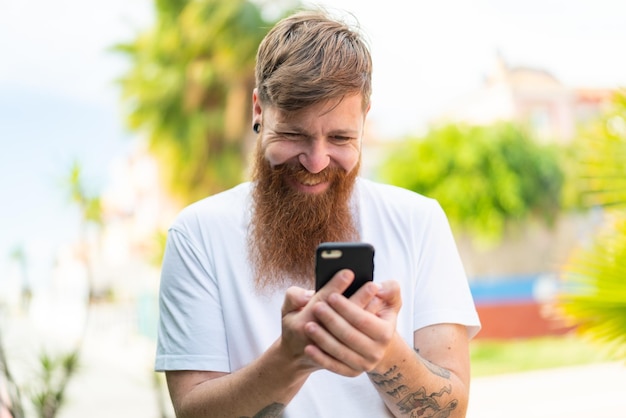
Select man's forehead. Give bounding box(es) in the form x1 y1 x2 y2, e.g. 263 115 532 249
272 94 363 117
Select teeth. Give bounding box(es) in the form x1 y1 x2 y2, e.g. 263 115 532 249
293 168 330 187
297 174 324 186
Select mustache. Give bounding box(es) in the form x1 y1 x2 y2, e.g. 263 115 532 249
272 163 344 185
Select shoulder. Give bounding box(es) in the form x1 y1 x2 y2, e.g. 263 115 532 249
355 178 453 240
356 177 440 214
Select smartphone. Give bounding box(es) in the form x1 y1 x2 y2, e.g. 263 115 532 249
315 242 375 297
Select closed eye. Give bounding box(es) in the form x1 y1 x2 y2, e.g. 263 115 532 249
281 132 304 139
330 135 354 143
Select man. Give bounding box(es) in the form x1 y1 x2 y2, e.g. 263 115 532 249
156 8 480 418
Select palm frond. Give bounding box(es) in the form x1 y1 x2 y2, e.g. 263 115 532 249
559 214 626 360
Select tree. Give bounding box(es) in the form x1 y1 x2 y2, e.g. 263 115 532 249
559 89 626 359
116 0 296 205
0 331 24 418
23 162 105 418
29 353 79 418
378 122 564 243
65 161 103 301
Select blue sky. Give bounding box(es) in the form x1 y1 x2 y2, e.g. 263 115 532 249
1 0 625 285
0 0 153 283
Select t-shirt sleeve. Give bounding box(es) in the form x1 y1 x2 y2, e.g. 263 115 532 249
155 226 231 372
413 201 481 339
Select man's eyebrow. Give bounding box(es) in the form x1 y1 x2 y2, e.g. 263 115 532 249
328 128 359 136
273 122 359 137
273 122 303 131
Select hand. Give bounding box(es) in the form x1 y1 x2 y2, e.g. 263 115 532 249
279 270 374 372
303 280 402 377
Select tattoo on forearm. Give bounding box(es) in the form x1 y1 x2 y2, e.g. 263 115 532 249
370 357 458 417
238 402 285 418
368 366 403 388
422 358 451 380
397 385 457 417
386 384 410 399
414 348 451 379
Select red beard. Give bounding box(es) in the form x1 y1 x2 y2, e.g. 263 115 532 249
248 144 360 291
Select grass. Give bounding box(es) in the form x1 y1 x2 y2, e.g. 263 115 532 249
470 333 615 377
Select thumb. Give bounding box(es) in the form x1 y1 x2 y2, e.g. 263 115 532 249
375 280 403 311
282 286 314 316
315 269 354 298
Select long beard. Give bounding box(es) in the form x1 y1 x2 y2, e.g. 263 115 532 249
248 145 360 292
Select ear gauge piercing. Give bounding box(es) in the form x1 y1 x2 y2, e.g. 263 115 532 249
253 123 261 134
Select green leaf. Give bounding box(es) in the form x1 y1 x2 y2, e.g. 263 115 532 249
379 121 564 243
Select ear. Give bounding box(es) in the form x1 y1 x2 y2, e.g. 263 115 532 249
360 102 371 134
252 88 262 124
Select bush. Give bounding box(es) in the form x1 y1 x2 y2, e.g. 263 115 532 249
378 122 564 242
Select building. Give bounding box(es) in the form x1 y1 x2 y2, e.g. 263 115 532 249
440 52 614 143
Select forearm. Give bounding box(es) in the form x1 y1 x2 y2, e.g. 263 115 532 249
170 339 311 418
367 333 469 418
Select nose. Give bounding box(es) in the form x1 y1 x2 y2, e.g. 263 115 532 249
298 139 330 174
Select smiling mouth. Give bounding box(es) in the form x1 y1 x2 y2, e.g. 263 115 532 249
295 172 329 187
300 177 323 186
290 172 330 194
275 163 340 194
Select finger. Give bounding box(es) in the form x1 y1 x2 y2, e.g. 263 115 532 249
315 269 354 299
325 293 393 342
364 295 385 314
312 299 383 354
306 308 375 370
374 280 401 301
371 280 403 318
303 341 362 378
281 286 314 316
349 281 380 309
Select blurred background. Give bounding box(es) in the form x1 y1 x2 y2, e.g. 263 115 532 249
1 0 625 417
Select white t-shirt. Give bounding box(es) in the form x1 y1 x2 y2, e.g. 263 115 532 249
156 178 480 417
